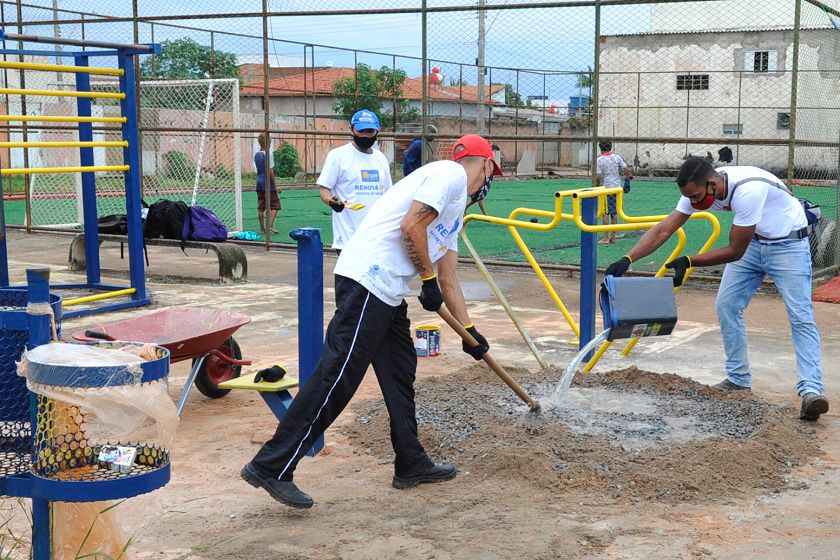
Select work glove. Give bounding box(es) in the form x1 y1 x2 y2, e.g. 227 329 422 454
328 197 345 213
604 255 632 277
418 275 443 312
462 324 489 360
664 255 692 287
254 364 287 383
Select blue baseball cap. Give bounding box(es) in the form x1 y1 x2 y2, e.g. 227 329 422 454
351 109 380 131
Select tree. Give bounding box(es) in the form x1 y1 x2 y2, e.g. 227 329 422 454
140 38 238 81
139 38 239 111
332 63 419 129
576 66 593 89
449 77 469 86
503 84 525 107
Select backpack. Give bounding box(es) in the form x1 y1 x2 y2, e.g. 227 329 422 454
145 200 189 240
182 205 228 247
727 177 821 239
97 214 128 235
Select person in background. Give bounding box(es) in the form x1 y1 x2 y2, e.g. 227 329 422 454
254 132 281 235
318 109 393 253
402 125 438 177
596 140 633 244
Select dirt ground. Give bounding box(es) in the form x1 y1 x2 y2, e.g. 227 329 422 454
3 229 840 559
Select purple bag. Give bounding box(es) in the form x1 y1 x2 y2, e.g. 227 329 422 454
181 205 228 248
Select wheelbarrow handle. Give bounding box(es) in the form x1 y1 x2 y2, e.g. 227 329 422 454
84 330 115 341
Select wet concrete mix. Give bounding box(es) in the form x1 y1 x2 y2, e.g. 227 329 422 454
345 365 819 504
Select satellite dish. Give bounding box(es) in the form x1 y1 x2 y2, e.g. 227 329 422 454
326 60 334 67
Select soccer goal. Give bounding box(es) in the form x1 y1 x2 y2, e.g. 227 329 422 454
24 78 243 230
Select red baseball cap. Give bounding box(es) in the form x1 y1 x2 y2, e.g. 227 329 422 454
452 134 502 176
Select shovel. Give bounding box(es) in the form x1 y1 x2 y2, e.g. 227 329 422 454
436 306 541 413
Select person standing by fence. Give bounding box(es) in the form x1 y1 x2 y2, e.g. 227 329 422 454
596 141 633 244
255 132 281 235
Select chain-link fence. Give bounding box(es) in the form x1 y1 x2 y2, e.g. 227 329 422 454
1 0 838 276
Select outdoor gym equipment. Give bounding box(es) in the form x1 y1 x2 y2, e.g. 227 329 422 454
461 185 720 370
0 30 159 318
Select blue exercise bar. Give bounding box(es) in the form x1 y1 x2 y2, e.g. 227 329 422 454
579 197 598 361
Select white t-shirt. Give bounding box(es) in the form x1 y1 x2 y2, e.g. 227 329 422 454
675 165 806 241
334 160 467 306
316 142 393 249
597 153 627 187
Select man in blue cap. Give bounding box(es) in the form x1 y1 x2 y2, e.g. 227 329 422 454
317 109 393 252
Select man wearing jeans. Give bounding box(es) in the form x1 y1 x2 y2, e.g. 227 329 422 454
605 156 828 421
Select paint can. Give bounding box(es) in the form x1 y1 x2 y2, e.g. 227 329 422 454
415 324 441 357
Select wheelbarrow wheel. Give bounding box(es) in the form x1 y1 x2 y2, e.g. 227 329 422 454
194 337 242 399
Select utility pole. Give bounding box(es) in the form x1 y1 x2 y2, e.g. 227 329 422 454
476 0 486 134
52 0 63 84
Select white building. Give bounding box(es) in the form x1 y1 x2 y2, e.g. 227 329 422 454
598 25 840 173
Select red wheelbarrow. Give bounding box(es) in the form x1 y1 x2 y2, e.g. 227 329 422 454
73 307 252 415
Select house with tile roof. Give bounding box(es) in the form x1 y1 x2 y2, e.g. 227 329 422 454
239 67 506 121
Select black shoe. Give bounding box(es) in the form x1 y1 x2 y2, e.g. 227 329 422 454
711 379 751 392
392 463 457 489
240 463 314 509
800 393 830 421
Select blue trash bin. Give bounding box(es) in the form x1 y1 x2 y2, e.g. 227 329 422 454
0 289 62 479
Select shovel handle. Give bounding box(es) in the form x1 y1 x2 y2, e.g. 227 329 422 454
435 307 540 412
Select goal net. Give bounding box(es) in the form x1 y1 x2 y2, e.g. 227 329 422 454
19 78 242 231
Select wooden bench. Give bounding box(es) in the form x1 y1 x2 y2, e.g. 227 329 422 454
68 233 248 283
219 372 299 421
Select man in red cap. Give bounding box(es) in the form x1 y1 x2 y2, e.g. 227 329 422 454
241 134 502 509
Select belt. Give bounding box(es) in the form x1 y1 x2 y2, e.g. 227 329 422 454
753 227 809 242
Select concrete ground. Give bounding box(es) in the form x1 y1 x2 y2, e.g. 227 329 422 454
3 228 840 559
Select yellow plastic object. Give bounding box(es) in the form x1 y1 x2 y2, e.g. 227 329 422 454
62 288 136 308
219 372 299 392
0 141 128 148
0 60 124 75
1 165 129 176
0 88 125 100
347 203 366 211
0 115 127 123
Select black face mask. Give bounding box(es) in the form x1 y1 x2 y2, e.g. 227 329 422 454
353 134 377 150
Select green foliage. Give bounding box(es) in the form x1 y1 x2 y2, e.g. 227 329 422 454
273 143 302 178
163 150 193 179
332 63 419 129
139 38 239 110
576 66 593 89
140 38 238 81
503 84 525 107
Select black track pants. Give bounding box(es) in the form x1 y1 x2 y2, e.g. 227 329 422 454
251 275 433 480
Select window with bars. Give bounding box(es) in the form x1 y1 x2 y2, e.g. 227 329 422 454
744 50 778 73
676 74 709 90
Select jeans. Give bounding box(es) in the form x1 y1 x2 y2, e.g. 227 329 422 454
715 238 823 395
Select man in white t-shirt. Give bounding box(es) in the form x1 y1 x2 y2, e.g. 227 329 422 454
241 134 501 508
317 109 393 251
605 156 827 421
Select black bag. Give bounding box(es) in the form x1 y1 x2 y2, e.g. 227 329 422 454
97 214 128 235
145 200 189 240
